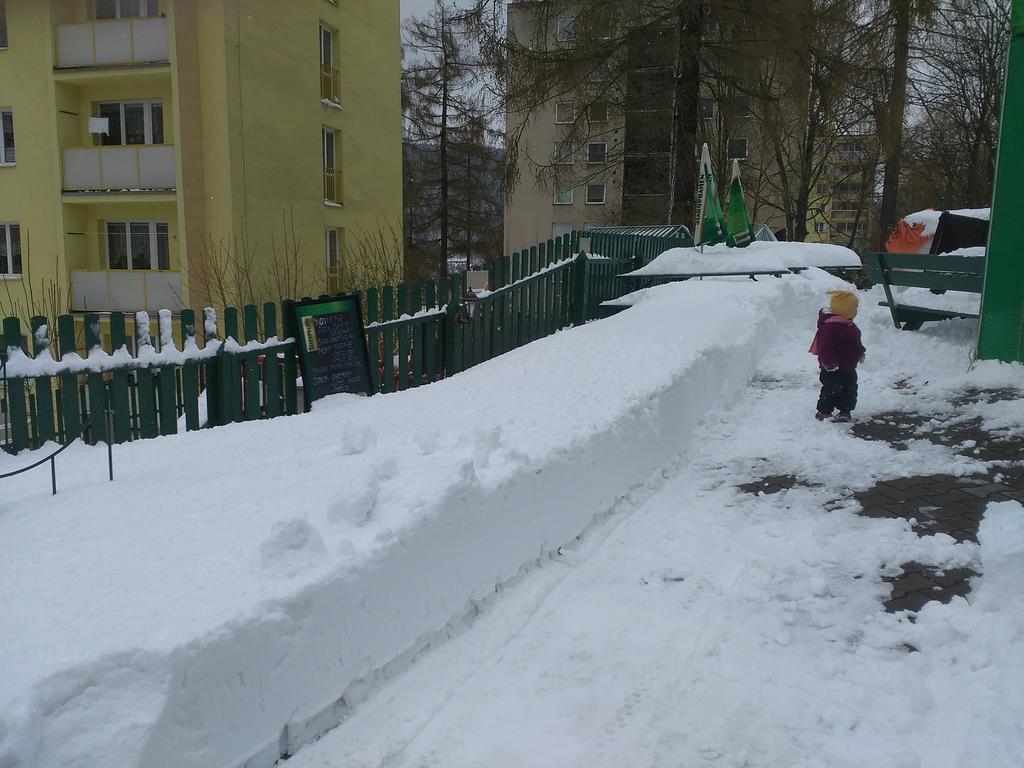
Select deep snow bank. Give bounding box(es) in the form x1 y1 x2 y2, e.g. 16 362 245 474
0 273 829 768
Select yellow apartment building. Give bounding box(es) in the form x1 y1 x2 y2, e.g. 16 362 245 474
0 0 402 321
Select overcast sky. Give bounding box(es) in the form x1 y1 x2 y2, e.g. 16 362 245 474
401 0 438 20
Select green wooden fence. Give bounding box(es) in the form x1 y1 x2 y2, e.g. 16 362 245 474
2 231 643 454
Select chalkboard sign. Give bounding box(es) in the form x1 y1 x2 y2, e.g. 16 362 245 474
293 295 372 405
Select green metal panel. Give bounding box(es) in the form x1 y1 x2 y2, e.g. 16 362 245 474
224 307 239 341
397 283 409 389
158 365 178 435
381 285 395 392
84 313 108 445
109 313 131 442
56 314 81 443
281 300 298 415
29 315 56 446
243 304 259 343
2 317 29 452
978 0 1024 362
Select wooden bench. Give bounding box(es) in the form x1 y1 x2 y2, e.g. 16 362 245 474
862 251 984 331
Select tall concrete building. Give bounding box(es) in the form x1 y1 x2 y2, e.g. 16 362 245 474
0 0 402 319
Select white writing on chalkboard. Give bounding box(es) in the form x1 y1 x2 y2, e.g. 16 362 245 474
305 311 368 398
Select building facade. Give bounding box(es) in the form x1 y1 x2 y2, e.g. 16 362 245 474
0 0 402 320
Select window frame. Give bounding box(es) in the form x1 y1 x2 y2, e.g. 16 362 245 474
322 127 337 169
814 222 827 234
1 108 14 164
319 23 335 69
0 222 21 277
554 102 576 125
585 182 607 205
726 137 748 160
556 17 577 42
587 103 609 123
553 183 574 205
104 219 170 271
0 0 8 49
95 99 164 146
94 0 159 20
552 223 573 241
553 140 575 166
325 227 340 269
586 141 607 165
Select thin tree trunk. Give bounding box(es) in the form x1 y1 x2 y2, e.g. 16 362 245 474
667 1 702 228
439 19 450 278
878 0 911 249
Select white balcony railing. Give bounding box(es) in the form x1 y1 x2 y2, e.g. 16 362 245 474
56 17 169 68
63 145 175 192
72 270 183 313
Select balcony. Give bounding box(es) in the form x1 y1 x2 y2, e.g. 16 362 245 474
56 17 169 69
71 270 183 313
320 65 341 104
63 145 175 193
323 167 342 205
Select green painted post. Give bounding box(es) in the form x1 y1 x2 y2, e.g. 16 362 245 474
30 315 55 445
397 283 409 389
281 300 299 415
366 287 379 324
84 313 108 445
367 328 382 393
572 252 589 326
56 314 81 443
109 313 131 442
262 303 281 417
242 304 260 420
180 310 201 430
2 317 29 452
381 286 395 392
411 283 424 386
978 0 1024 362
443 299 459 377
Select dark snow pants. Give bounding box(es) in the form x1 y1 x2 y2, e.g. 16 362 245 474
817 370 858 414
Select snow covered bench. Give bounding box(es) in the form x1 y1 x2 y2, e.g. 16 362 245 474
863 251 984 330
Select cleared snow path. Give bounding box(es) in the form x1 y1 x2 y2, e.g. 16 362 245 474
291 307 1024 768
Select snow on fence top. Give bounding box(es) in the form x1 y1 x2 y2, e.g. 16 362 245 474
904 207 990 238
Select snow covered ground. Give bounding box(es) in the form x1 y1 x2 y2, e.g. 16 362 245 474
2 268 1022 768
287 282 1024 767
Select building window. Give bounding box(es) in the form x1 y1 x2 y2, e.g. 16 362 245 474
325 227 341 291
555 102 576 124
816 182 830 194
552 223 573 241
730 95 751 118
556 17 577 42
833 200 859 212
0 0 8 49
95 0 159 19
727 138 748 159
588 102 608 123
814 222 827 234
700 97 714 119
0 109 13 164
322 128 341 203
320 24 340 103
106 220 169 270
553 140 574 165
95 101 163 146
585 182 607 204
0 223 21 276
553 183 574 205
586 142 607 164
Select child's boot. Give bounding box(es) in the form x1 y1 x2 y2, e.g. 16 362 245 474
834 411 853 423
815 411 830 421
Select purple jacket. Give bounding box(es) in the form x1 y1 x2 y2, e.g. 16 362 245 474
811 310 865 372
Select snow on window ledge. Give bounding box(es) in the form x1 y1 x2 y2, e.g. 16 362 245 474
321 98 343 110
323 200 343 208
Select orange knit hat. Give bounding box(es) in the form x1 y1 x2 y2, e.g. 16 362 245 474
828 289 859 319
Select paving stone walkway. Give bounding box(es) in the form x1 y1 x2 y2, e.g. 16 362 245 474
739 384 1023 620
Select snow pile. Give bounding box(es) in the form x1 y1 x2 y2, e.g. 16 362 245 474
286 285 1024 768
629 241 860 278
0 273 828 768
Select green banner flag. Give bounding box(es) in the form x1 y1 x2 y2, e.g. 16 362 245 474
694 144 726 246
726 159 756 248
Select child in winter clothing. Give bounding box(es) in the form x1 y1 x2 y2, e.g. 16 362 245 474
809 290 866 422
